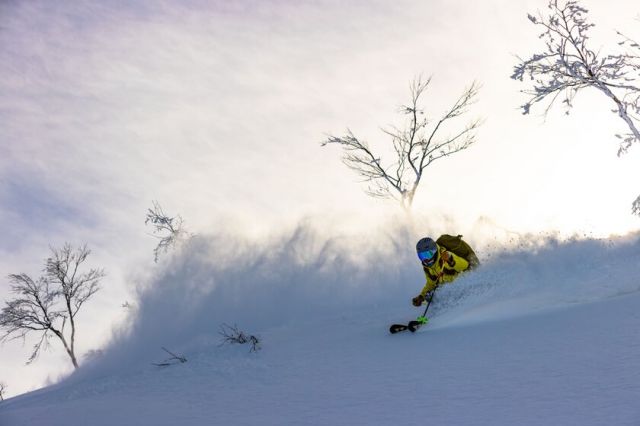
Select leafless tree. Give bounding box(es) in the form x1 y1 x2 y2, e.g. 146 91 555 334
322 76 482 210
145 201 187 262
219 323 261 352
0 382 6 401
0 244 104 369
512 0 640 215
152 347 187 367
512 0 640 152
619 29 640 215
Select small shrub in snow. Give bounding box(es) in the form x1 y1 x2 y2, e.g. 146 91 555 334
219 323 261 352
152 347 187 367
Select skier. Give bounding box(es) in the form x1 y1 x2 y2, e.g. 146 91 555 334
412 237 472 307
390 235 478 333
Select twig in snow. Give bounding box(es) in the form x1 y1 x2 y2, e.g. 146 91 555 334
152 347 187 367
219 323 261 352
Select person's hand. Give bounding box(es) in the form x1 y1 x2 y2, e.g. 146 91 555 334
412 294 425 306
424 291 433 303
442 250 455 267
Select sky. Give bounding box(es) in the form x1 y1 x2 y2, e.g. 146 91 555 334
1 0 639 398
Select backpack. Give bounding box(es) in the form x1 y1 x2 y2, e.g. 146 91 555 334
436 234 480 270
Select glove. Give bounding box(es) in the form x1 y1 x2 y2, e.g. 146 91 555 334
412 294 425 306
441 250 455 267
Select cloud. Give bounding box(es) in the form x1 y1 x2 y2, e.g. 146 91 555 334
0 178 98 251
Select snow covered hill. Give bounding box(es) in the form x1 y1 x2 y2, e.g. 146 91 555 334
1 231 639 426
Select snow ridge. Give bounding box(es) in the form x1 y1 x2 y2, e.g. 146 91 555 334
1 229 639 426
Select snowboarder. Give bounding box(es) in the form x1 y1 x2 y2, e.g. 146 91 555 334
412 236 472 307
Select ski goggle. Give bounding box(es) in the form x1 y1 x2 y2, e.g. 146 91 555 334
417 248 437 262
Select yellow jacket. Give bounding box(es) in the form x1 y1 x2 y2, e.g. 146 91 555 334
420 246 469 296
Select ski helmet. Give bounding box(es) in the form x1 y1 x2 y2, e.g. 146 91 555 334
416 237 438 265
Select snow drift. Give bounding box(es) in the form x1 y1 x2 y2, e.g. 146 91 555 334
1 227 639 425
83 227 640 375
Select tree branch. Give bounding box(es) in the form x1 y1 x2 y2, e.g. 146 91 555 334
513 0 640 153
322 76 481 209
145 201 188 262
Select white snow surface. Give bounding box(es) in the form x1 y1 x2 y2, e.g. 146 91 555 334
1 230 640 426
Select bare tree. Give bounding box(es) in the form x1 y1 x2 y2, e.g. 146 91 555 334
512 0 640 154
0 382 6 401
322 76 482 210
0 244 104 369
145 201 187 262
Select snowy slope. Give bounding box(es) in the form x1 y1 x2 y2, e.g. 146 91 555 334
1 231 640 426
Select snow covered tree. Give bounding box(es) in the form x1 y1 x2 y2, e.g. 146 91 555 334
322 76 481 210
0 244 104 369
0 382 5 401
512 0 640 214
145 201 187 262
620 30 640 216
633 194 640 216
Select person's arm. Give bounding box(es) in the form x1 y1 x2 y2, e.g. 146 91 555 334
413 274 437 306
442 250 469 273
420 275 437 297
